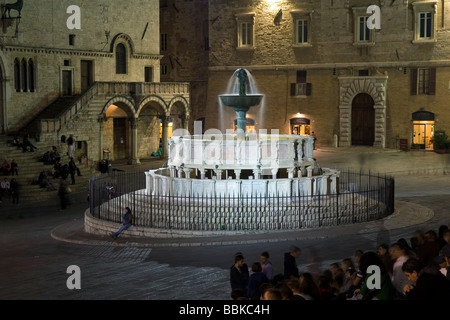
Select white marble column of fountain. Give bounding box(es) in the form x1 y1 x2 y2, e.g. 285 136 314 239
305 136 314 161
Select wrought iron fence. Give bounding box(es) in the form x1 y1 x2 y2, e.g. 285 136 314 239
89 170 395 231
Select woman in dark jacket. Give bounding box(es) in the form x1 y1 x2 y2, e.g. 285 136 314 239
247 262 268 299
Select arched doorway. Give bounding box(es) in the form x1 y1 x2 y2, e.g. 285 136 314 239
103 104 133 160
137 101 166 159
352 93 375 146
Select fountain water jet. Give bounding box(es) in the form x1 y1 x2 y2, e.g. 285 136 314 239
219 69 263 138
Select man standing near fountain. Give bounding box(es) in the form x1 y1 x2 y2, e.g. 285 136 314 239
284 246 301 279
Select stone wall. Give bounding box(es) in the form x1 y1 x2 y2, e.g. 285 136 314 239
206 0 450 148
1 0 161 133
160 0 209 130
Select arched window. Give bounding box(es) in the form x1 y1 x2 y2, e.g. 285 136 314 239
28 59 35 92
21 58 27 92
14 59 20 92
116 43 127 74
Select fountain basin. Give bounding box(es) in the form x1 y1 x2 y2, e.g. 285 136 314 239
219 94 264 109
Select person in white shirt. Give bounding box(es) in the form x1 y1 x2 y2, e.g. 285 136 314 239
1 177 10 201
389 242 414 297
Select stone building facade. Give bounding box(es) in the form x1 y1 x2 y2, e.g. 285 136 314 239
0 0 190 163
205 0 450 149
160 0 209 132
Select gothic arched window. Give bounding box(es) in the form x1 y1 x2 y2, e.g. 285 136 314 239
21 58 27 92
28 59 35 92
116 43 127 74
14 59 20 92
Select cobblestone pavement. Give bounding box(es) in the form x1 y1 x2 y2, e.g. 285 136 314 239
1 148 449 300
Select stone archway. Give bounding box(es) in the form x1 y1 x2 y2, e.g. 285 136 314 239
99 96 137 163
338 76 388 148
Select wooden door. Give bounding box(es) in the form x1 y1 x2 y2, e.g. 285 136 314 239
62 70 72 96
81 60 93 91
113 118 128 159
352 93 375 146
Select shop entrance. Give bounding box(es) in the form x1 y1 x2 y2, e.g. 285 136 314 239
290 117 310 135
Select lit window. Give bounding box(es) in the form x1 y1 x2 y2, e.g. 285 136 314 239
290 10 313 47
352 7 374 46
412 1 437 43
235 13 255 49
358 16 370 42
296 19 308 44
419 12 432 39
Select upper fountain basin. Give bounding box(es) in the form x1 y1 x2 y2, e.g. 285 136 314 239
219 94 263 108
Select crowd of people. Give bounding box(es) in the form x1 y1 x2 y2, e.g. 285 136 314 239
1 159 19 205
12 133 38 152
230 225 450 300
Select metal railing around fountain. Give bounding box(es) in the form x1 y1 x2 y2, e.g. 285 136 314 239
88 170 395 231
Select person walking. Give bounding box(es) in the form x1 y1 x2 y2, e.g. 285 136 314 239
68 158 77 185
111 207 133 239
10 159 18 175
67 135 74 158
284 245 301 279
10 178 19 205
58 179 70 210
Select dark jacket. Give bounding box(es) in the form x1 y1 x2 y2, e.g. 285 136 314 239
406 269 450 300
247 272 268 299
284 252 299 279
230 264 249 291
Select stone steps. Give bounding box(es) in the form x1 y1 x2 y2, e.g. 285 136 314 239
0 134 96 208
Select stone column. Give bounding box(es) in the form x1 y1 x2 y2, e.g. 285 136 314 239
128 118 141 165
161 115 170 159
183 168 193 179
214 169 223 180
98 116 104 161
234 169 241 180
306 166 313 178
200 168 206 180
296 137 305 162
177 167 184 178
271 168 278 179
305 136 314 162
170 166 177 178
145 171 152 194
287 167 296 179
253 168 262 179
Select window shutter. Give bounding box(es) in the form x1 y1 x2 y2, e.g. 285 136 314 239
410 68 417 95
306 83 312 96
428 68 436 95
290 83 297 96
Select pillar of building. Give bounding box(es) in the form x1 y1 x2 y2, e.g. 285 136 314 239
161 115 170 159
98 116 104 161
128 118 141 165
